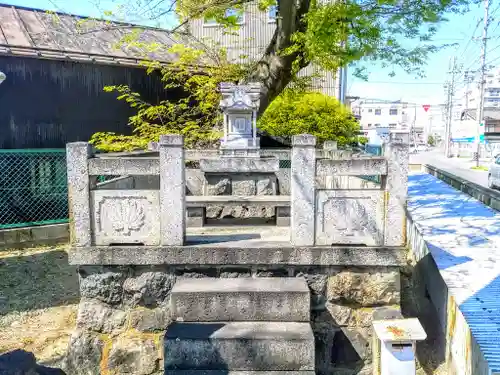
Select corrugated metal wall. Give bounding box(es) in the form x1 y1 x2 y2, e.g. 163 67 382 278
189 2 341 98
0 55 172 149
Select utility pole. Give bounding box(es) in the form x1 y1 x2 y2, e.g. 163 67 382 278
475 0 490 166
464 70 474 111
444 56 460 158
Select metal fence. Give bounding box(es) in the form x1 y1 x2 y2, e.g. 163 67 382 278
365 143 383 156
363 144 383 184
0 149 295 230
0 149 69 229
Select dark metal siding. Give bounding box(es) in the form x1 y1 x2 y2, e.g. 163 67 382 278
0 55 172 149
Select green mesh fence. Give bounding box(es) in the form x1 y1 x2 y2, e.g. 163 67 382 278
0 149 69 229
279 159 291 168
363 144 384 184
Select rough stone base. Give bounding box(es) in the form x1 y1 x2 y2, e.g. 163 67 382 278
64 265 401 375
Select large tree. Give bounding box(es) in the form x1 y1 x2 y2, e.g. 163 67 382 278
166 0 471 111
85 0 474 150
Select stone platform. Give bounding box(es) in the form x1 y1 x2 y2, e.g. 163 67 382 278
64 225 404 375
69 227 405 267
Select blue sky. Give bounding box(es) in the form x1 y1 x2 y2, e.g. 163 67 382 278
0 0 496 105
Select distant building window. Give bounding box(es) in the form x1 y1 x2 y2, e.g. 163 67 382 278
368 109 373 113
204 8 244 26
367 123 372 127
389 123 397 128
389 108 398 115
375 123 381 127
375 109 382 115
268 5 277 22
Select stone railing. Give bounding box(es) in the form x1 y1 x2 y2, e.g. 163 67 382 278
67 133 408 248
290 133 408 247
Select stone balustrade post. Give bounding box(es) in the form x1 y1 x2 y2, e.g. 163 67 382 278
323 140 337 151
291 134 317 246
66 142 93 247
159 134 186 245
383 132 409 246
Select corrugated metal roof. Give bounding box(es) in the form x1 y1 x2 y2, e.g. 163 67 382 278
0 3 187 67
408 173 500 373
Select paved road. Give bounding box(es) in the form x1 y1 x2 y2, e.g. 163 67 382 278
410 150 490 188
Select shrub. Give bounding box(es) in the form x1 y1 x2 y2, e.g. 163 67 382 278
258 91 360 146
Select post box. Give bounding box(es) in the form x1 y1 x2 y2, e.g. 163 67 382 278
373 318 427 375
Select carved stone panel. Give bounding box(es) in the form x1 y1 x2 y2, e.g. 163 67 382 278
316 190 385 246
91 190 160 246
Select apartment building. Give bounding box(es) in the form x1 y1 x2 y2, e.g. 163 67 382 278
187 3 345 102
351 99 428 143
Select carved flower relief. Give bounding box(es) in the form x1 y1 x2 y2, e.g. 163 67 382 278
97 197 147 236
322 198 369 237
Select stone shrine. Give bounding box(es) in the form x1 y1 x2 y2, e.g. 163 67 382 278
219 82 261 157
63 131 409 375
193 82 282 226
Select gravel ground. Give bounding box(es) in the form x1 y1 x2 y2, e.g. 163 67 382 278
0 245 78 367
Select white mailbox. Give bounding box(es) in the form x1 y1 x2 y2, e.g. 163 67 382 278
373 318 427 375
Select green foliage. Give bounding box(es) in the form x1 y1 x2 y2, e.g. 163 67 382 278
88 0 474 151
289 0 472 78
258 91 360 146
178 0 472 78
358 136 369 145
427 134 435 146
90 43 249 152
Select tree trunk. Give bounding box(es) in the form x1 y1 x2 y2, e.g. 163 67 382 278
248 0 312 116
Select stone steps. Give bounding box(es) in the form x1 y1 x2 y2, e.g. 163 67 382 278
164 321 315 371
166 277 315 373
165 371 316 375
171 278 310 322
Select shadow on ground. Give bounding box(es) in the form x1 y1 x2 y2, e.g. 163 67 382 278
0 248 78 315
0 349 65 374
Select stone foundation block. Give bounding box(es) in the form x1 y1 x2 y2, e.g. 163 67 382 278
123 271 176 307
107 334 161 375
63 331 104 375
76 299 127 333
326 269 400 306
165 372 316 375
130 307 173 332
79 268 126 305
325 303 376 328
164 322 315 371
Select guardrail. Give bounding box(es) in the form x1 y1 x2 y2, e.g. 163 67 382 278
422 164 500 211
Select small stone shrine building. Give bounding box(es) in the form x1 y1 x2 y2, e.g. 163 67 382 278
63 83 409 375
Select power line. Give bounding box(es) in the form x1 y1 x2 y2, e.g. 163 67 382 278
351 80 446 85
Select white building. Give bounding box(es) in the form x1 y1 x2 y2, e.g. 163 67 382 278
187 3 345 101
426 104 447 142
460 68 500 111
352 99 427 143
